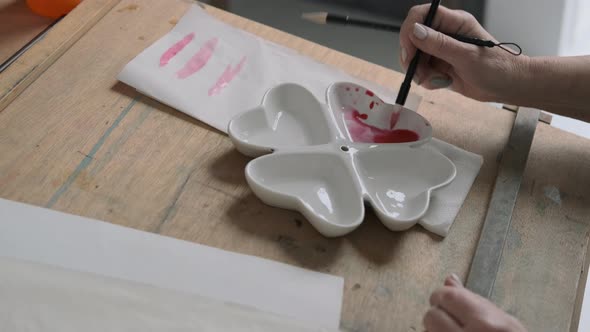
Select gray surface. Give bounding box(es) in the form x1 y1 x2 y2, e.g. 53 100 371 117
465 108 540 298
207 0 404 71
204 0 486 71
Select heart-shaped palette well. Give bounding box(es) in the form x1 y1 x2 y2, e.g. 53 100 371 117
228 83 340 157
353 145 456 230
246 147 364 237
327 82 432 147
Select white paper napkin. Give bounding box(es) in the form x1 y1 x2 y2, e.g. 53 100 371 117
422 139 483 236
118 5 482 237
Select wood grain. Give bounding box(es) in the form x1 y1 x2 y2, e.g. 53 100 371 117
0 0 120 111
0 0 589 330
0 0 53 65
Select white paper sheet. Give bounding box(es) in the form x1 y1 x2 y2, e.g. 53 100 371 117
0 257 336 331
118 5 482 237
421 139 483 236
0 198 343 329
117 5 421 133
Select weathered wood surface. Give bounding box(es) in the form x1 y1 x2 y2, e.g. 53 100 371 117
1 1 589 330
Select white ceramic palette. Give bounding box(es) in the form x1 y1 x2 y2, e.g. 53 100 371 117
228 83 456 237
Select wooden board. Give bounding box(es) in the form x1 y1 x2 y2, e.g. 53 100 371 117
0 0 589 330
0 0 120 111
0 0 53 65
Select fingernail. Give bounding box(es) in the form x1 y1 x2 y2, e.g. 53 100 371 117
430 76 452 88
401 47 408 63
450 273 463 286
413 23 428 40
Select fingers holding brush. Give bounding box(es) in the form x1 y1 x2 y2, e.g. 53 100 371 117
398 4 530 101
419 58 455 90
405 22 476 90
399 5 483 70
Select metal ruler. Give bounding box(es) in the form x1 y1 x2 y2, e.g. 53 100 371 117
466 107 540 298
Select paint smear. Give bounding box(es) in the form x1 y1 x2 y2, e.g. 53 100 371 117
344 109 419 143
208 56 247 96
160 32 195 67
176 37 218 78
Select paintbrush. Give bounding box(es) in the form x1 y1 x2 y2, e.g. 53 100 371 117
396 0 441 105
302 1 442 106
300 11 503 48
302 12 402 32
301 12 521 101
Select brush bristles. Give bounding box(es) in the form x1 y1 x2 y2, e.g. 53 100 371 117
301 12 328 24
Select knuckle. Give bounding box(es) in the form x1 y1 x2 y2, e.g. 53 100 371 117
409 4 429 21
456 9 475 21
480 319 512 332
422 309 436 328
435 32 449 53
440 287 461 304
429 290 440 305
461 10 477 22
409 4 429 15
408 6 419 15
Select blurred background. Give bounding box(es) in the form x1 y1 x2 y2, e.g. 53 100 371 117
202 0 485 72
202 0 590 72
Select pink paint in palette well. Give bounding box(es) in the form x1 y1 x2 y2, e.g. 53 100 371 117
344 109 419 143
160 32 195 67
176 37 219 79
208 56 247 96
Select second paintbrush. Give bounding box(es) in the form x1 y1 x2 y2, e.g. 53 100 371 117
301 12 522 56
302 12 402 32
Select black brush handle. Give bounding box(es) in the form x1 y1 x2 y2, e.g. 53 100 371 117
396 0 441 106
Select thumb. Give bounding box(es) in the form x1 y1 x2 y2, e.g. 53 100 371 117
410 23 471 65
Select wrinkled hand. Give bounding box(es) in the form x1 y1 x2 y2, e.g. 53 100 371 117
424 274 527 332
399 5 529 103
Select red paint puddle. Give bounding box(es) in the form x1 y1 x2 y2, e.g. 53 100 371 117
346 110 419 143
176 37 218 79
355 87 359 92
365 90 374 97
373 129 419 143
369 101 375 110
160 32 195 67
208 56 247 96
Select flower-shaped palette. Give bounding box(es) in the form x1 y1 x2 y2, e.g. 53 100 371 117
228 83 456 237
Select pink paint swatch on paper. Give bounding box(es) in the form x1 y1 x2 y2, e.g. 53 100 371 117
176 37 219 79
208 56 247 96
160 32 195 67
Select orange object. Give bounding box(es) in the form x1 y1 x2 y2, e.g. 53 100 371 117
26 0 81 19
